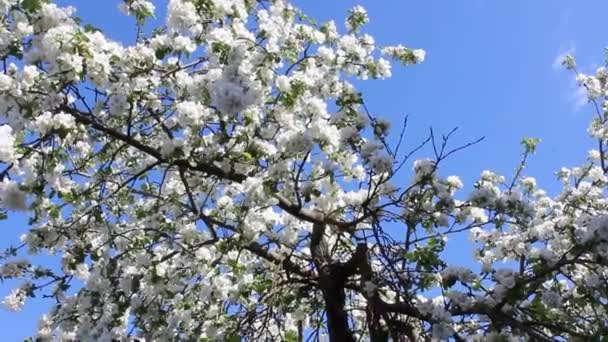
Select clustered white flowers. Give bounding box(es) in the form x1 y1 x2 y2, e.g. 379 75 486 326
0 124 16 162
0 0 605 341
2 286 27 312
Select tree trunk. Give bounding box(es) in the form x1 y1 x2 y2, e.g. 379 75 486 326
311 223 355 342
319 265 355 342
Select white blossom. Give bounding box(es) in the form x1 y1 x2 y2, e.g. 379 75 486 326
2 286 27 312
0 125 16 162
0 1 604 340
0 180 26 211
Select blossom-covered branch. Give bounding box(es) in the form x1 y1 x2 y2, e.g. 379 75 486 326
0 0 606 341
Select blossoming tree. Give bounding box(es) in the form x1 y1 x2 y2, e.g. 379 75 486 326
0 0 606 340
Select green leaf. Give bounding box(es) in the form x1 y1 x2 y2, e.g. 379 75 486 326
83 24 101 33
211 42 231 64
48 206 60 219
21 0 47 13
285 331 298 342
8 40 23 59
242 151 253 162
562 54 576 70
226 335 241 342
155 47 171 60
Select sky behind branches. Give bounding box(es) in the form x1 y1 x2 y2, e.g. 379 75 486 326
2 1 608 340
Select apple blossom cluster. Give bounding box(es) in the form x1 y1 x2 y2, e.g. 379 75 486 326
0 0 605 341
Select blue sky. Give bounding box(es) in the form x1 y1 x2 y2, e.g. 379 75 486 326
2 0 608 340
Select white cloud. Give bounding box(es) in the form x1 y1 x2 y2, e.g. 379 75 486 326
551 43 588 113
568 82 588 113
